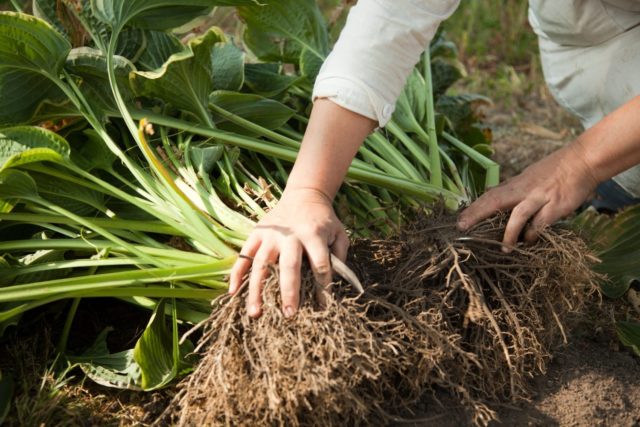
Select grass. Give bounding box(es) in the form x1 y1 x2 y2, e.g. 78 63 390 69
443 0 544 102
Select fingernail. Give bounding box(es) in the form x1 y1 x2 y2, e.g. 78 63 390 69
283 306 295 318
457 220 468 230
247 304 260 317
501 245 512 254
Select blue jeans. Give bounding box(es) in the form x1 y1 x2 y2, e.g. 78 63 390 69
589 179 640 213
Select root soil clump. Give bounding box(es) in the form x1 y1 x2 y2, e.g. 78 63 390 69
162 213 599 426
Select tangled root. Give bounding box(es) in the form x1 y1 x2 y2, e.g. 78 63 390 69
161 213 600 426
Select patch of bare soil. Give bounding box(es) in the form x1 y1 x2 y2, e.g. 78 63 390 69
443 87 640 426
485 85 582 180
495 335 640 427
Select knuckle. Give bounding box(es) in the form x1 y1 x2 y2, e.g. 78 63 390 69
314 263 331 276
511 203 529 218
279 257 301 271
252 254 272 267
280 287 299 303
299 223 324 238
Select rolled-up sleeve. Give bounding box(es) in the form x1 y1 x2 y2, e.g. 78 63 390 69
313 0 460 127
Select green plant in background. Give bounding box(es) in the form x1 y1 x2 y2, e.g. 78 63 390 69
0 0 497 395
572 206 640 356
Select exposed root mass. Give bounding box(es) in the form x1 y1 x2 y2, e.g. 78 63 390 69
162 213 599 426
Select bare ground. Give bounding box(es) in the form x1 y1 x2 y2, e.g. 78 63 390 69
451 87 640 426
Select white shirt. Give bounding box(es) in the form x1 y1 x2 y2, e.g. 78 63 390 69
312 0 460 127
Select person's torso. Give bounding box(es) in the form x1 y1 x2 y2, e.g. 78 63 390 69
529 0 640 45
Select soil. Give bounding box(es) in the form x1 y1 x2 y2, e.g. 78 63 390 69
442 88 640 426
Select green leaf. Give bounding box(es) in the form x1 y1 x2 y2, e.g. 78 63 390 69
0 369 13 424
393 69 427 132
32 0 68 37
90 0 256 31
210 42 245 91
0 12 72 125
0 200 15 214
70 327 143 390
131 28 243 125
133 299 177 390
436 93 491 134
71 129 117 171
209 91 296 134
10 249 69 284
65 47 135 115
189 144 224 175
31 171 106 215
244 63 298 98
238 0 329 66
135 30 184 71
0 126 71 172
573 206 640 298
431 58 465 98
616 320 640 357
0 169 39 201
0 304 21 336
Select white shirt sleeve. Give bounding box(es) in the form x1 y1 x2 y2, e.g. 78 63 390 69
312 0 460 127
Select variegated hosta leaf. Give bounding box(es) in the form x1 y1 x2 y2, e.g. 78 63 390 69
0 126 70 172
65 47 135 115
135 30 184 71
238 0 329 79
0 12 72 125
131 28 244 125
90 0 258 31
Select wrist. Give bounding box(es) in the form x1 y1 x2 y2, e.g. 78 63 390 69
282 186 334 204
568 137 602 189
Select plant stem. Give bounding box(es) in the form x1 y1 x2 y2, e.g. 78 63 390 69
424 48 443 187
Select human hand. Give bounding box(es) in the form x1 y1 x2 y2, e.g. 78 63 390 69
457 141 599 250
229 187 350 318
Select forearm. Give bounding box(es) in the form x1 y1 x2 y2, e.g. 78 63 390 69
284 99 376 200
575 95 640 184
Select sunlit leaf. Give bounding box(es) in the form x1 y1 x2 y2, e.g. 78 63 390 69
0 126 70 171
133 299 176 390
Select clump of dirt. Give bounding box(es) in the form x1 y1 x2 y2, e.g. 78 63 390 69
161 212 599 426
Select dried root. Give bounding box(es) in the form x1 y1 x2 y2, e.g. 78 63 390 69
161 212 600 426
